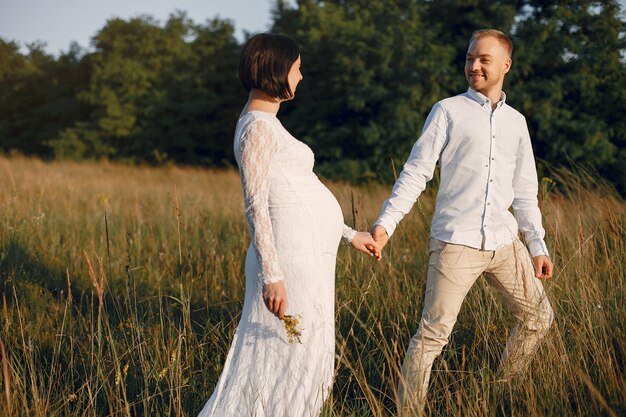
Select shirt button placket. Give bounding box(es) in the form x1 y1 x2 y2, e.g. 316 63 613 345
485 111 497 249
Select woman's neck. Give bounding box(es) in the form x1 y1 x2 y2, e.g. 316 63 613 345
243 89 280 115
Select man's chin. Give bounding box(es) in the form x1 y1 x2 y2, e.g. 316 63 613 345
469 81 482 91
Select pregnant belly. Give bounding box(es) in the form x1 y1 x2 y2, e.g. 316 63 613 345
269 180 344 257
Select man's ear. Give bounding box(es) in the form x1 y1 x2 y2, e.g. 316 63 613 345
504 58 512 74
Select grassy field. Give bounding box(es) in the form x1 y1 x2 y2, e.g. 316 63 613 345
0 155 624 417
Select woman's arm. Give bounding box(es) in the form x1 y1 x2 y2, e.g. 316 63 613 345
238 119 287 317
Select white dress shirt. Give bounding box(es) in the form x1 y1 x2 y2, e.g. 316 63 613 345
375 88 549 257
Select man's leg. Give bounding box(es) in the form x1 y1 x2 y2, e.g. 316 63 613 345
484 239 554 378
398 239 491 414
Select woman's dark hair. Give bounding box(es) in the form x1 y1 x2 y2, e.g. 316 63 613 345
238 33 300 100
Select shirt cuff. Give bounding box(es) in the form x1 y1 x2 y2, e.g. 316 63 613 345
527 238 549 258
375 215 397 237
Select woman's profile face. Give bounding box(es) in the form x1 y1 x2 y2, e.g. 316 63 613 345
286 55 303 99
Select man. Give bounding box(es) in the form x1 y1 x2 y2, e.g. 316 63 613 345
370 29 554 412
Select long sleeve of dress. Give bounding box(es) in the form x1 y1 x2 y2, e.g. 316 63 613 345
238 120 284 284
342 224 357 243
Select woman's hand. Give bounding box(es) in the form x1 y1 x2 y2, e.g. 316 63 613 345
350 231 382 260
263 281 287 319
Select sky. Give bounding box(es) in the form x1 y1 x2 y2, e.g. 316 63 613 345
0 0 281 55
1 0 625 56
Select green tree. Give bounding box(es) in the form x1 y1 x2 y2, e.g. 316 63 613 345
272 0 455 182
510 0 626 193
271 0 625 192
53 13 243 165
55 14 193 160
0 40 91 156
142 17 243 165
270 0 536 182
1 0 624 193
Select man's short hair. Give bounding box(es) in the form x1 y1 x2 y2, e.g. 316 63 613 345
238 33 301 100
471 29 513 57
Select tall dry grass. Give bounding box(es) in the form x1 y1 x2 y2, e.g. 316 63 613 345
0 156 624 416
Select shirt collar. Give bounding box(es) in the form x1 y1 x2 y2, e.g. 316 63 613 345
467 88 507 109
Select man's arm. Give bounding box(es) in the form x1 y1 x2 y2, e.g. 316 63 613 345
512 119 553 279
372 102 449 247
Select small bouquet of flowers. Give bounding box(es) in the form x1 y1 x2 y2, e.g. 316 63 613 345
282 315 303 344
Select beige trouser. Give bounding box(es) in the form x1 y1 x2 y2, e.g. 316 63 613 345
398 238 554 414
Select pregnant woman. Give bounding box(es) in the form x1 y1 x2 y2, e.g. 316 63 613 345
197 33 381 417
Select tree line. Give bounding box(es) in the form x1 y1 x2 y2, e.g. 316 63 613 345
1 0 625 192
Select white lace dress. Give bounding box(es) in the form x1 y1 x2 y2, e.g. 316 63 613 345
198 111 356 417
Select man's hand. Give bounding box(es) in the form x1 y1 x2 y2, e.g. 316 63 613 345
350 231 382 260
370 224 390 249
263 281 287 319
532 255 553 280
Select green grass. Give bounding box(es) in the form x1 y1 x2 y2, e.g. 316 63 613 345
0 156 624 416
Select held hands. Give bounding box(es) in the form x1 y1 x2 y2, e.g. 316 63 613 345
263 281 287 319
350 231 382 260
370 224 389 250
533 255 553 280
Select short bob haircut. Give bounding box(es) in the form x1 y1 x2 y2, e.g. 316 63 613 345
471 29 513 57
238 33 301 100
